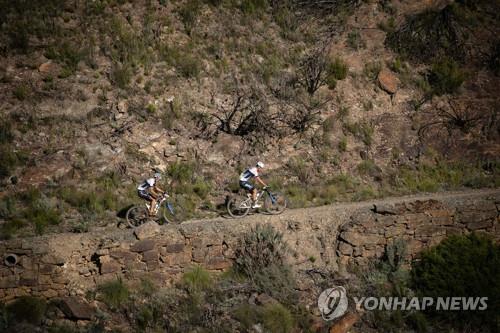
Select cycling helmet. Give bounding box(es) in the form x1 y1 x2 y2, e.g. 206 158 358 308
256 161 265 168
154 172 162 180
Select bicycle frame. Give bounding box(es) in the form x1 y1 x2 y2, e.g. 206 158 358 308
149 195 174 216
242 188 276 207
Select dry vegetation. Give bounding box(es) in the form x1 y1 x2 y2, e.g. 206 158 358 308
0 0 498 239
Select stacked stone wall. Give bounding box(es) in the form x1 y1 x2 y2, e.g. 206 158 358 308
0 190 498 302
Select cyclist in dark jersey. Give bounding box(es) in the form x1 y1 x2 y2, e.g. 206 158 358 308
137 172 165 216
239 161 267 208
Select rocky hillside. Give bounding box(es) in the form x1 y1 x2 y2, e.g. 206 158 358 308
0 0 499 237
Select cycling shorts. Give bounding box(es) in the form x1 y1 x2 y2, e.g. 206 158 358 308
239 181 254 191
138 190 153 201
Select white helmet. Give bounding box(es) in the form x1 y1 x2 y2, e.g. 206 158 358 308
256 161 265 168
154 172 162 180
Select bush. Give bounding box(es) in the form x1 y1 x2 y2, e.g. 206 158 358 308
346 30 365 50
0 120 13 144
168 161 195 184
176 53 201 78
0 146 20 179
182 266 213 293
233 304 260 330
412 233 500 331
234 224 296 303
328 57 349 80
386 2 476 63
240 0 268 15
45 41 83 76
5 296 47 325
261 303 294 333
13 84 29 100
395 160 500 193
343 121 374 146
111 63 133 89
178 0 202 35
98 279 130 310
338 137 347 152
363 61 382 80
428 57 465 95
357 160 381 177
286 157 311 184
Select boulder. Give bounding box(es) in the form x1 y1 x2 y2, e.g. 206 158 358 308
134 221 161 240
59 297 94 320
378 69 399 94
38 61 62 77
329 312 360 333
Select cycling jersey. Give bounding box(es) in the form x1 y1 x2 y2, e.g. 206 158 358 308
239 167 259 182
137 178 155 191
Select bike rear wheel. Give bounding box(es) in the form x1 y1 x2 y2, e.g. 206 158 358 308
264 192 287 215
227 195 251 218
126 205 150 228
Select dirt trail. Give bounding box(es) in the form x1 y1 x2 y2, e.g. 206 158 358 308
179 188 500 228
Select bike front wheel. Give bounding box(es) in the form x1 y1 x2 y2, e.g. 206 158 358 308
126 205 150 228
264 192 287 215
227 195 251 218
161 201 186 224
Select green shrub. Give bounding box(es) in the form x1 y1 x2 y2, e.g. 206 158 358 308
286 157 311 184
13 84 29 100
328 57 349 80
261 303 294 333
45 41 83 76
98 279 130 310
284 184 309 208
176 53 201 78
364 61 382 80
168 161 195 183
5 296 47 325
412 233 500 331
352 186 377 201
347 30 365 50
361 98 374 111
357 160 381 177
25 204 61 235
378 16 396 33
111 63 133 89
344 121 374 146
234 224 296 303
338 137 347 152
395 160 499 193
0 146 20 179
178 0 202 35
240 0 268 15
182 266 213 293
0 120 13 144
235 224 288 277
428 57 465 95
59 187 117 214
233 304 260 330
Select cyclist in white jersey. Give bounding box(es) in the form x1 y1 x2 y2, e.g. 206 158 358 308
239 161 267 208
137 172 165 216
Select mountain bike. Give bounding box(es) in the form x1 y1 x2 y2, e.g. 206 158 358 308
126 193 183 228
227 187 287 218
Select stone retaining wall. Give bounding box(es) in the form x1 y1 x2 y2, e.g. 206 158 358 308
0 189 499 302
